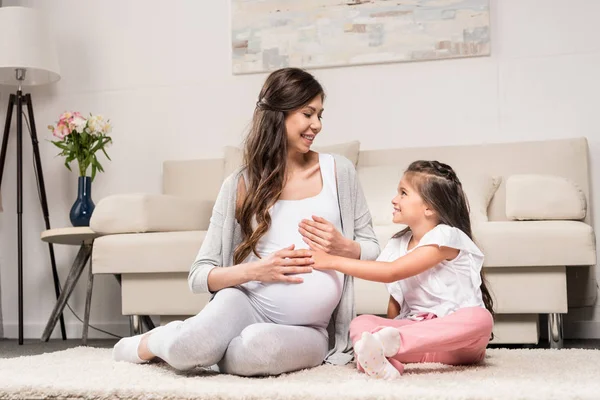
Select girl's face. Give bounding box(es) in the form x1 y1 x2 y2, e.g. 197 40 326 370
391 175 432 225
285 95 323 154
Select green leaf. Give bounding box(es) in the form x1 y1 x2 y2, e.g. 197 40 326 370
91 140 104 153
92 156 105 173
101 146 111 161
52 141 69 151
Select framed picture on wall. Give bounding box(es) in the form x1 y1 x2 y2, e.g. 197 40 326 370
231 0 491 74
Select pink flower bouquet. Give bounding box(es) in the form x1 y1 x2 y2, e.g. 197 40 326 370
48 112 113 180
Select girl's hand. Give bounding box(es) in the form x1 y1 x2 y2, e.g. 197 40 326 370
250 244 314 283
299 215 351 257
309 248 337 270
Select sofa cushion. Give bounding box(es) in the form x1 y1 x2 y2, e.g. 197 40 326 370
505 174 587 221
223 141 361 178
92 231 205 274
163 158 225 201
355 266 570 316
464 175 502 223
357 166 403 226
94 226 401 275
90 194 214 234
375 221 596 268
473 221 596 267
223 146 243 179
358 165 501 226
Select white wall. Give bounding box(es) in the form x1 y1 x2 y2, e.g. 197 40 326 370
0 0 598 339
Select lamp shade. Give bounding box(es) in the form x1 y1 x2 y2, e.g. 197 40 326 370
0 7 60 86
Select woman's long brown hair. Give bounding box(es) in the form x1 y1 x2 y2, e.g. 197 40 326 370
233 68 324 265
394 160 495 316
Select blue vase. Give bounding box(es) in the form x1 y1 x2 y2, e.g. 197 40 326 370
70 176 95 227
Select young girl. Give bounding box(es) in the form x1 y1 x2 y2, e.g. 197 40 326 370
310 160 494 379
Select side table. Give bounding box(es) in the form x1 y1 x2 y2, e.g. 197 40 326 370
40 227 101 345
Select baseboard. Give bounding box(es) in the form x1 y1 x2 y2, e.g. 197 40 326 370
1 322 130 340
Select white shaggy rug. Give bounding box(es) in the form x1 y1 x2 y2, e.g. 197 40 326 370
0 347 599 399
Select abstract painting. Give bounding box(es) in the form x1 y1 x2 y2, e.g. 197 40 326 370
231 0 490 74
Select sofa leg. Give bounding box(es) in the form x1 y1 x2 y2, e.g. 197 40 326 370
547 313 563 349
141 315 156 332
129 315 142 336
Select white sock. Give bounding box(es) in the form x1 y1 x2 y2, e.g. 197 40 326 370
373 327 401 357
354 332 400 380
112 334 146 364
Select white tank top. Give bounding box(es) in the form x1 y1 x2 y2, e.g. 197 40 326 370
241 153 344 329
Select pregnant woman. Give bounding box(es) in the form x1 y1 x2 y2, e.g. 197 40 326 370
112 67 379 376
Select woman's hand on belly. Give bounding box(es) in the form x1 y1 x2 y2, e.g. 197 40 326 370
248 244 314 284
299 215 361 258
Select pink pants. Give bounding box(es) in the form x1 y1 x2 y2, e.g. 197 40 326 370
349 307 493 373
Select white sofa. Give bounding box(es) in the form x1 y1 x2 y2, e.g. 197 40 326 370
91 137 597 348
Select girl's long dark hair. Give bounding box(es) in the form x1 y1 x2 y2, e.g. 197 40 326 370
395 160 494 316
233 68 324 265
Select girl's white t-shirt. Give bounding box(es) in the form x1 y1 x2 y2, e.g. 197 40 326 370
382 224 486 320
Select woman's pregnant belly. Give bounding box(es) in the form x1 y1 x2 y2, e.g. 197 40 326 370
241 269 344 328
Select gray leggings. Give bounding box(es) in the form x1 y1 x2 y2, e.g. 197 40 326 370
146 287 329 376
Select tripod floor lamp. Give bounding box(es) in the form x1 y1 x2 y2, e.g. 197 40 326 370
0 6 64 345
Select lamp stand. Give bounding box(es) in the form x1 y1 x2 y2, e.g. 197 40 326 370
0 84 67 344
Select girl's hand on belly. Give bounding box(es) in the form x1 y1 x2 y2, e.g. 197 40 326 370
309 248 338 270
249 244 314 283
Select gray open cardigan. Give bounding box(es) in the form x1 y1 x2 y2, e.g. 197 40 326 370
188 154 380 365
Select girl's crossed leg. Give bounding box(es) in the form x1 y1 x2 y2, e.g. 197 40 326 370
349 307 493 376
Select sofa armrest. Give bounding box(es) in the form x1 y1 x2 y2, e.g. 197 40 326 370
90 193 214 234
